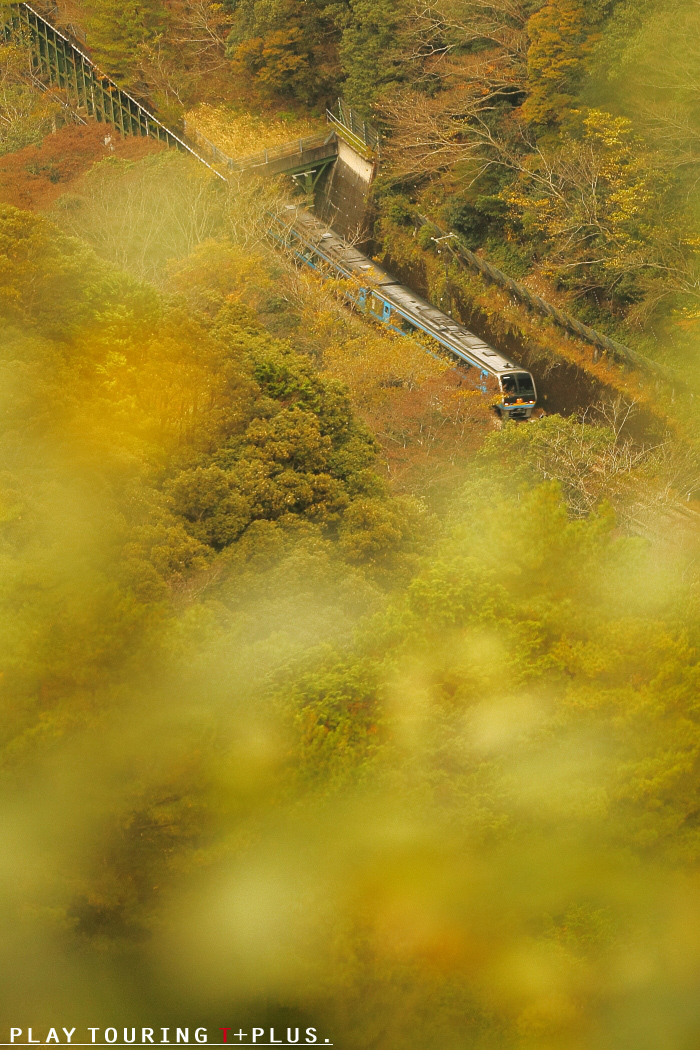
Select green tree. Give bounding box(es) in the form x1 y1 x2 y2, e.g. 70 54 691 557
231 26 314 101
0 41 61 155
501 107 690 317
339 0 409 113
226 0 343 102
81 0 169 84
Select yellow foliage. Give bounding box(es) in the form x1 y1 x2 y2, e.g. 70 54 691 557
522 0 599 125
506 108 673 296
185 102 322 159
322 329 448 412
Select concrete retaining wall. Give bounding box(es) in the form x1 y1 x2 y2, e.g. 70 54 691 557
318 138 376 241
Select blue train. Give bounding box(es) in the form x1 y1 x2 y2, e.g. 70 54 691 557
271 207 539 420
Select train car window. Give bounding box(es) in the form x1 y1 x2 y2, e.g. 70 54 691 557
500 374 517 393
516 373 535 396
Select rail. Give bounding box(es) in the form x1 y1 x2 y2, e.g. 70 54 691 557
267 213 448 365
268 210 505 384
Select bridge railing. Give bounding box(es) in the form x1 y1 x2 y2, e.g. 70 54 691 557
186 102 377 173
228 131 336 171
327 99 380 156
183 124 337 173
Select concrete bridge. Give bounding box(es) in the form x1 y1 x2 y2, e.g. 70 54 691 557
185 102 379 240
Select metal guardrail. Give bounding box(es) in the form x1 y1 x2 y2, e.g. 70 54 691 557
325 111 376 162
229 132 336 171
2 2 225 179
330 98 380 154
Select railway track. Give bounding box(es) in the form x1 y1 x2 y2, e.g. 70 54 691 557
270 207 539 419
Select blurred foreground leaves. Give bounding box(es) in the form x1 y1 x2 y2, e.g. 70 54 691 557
3 203 700 1048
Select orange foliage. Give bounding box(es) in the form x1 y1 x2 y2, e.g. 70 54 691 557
0 122 163 212
231 27 312 100
322 330 494 493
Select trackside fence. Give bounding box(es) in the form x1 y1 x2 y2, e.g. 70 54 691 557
416 215 671 383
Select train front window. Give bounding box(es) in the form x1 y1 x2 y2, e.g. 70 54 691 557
500 374 517 394
516 373 535 397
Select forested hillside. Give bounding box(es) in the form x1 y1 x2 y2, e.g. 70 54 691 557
365 0 700 377
4 196 700 1047
26 0 700 379
4 1 700 1047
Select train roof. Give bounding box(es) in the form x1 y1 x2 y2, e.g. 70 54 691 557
379 283 518 373
287 208 528 378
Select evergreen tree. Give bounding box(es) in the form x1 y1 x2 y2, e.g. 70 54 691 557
226 0 345 103
82 0 168 85
339 0 409 114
